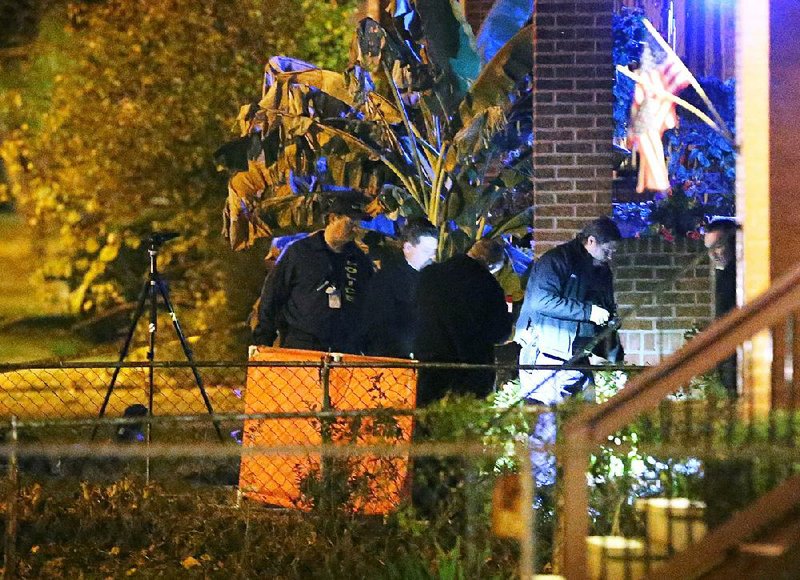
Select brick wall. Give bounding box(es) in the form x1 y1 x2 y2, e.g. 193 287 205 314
613 237 713 365
532 0 616 256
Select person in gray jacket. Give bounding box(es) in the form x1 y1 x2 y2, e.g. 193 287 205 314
517 216 623 485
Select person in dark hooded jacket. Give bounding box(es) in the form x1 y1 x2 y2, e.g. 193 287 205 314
414 238 513 406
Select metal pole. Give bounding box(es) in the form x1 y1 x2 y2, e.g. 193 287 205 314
320 354 333 504
91 279 150 441
3 417 19 579
146 247 157 484
157 282 224 441
321 354 332 414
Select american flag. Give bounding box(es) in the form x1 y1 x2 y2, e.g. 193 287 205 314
627 20 694 193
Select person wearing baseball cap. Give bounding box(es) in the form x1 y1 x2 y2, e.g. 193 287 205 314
252 190 375 352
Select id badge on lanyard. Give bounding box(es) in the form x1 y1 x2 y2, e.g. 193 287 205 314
326 286 342 309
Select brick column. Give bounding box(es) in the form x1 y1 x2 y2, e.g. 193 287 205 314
532 0 615 256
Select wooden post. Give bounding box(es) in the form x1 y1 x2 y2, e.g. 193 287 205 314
517 441 535 579
736 0 772 415
560 424 590 579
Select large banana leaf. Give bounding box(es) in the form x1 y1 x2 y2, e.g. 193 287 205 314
261 59 404 126
476 0 533 64
439 25 533 230
219 11 533 256
381 0 480 108
413 0 480 97
450 105 507 168
491 206 533 237
459 24 533 129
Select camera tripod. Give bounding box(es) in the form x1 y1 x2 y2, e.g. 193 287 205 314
91 232 223 442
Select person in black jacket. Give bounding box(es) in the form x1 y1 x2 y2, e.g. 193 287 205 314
357 220 439 358
414 238 513 406
517 217 622 486
701 219 751 529
704 218 738 395
251 194 374 353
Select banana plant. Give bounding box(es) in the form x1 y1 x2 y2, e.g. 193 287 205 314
216 0 533 260
476 0 534 63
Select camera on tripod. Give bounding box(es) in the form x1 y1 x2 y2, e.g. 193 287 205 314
92 228 223 442
147 231 180 248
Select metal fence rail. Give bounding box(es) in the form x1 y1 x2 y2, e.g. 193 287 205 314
0 359 644 422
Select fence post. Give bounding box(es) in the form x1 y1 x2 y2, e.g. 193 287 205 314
321 354 332 417
4 416 19 579
320 354 333 502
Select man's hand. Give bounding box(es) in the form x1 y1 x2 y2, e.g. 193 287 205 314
590 305 610 326
588 354 609 366
248 345 259 359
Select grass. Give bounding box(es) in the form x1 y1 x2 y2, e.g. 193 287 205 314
0 212 97 362
1 459 520 578
0 393 527 577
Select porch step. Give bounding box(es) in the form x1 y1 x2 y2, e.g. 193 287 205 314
587 536 649 579
635 497 707 553
701 516 800 578
587 498 706 579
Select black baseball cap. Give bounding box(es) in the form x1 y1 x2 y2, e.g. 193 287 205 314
321 190 371 220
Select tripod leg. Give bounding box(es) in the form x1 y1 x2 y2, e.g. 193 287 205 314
91 279 150 441
156 281 224 441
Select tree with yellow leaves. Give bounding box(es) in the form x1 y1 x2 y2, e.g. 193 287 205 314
1 0 357 345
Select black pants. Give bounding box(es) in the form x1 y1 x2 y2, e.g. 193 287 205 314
717 354 737 395
282 329 327 351
415 366 495 407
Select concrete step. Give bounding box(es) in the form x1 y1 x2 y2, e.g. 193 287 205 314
635 497 707 554
587 498 705 579
587 536 648 579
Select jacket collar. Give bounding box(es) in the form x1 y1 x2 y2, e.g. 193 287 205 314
309 230 358 256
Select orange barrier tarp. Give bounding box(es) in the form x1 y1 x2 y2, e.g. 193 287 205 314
239 347 416 514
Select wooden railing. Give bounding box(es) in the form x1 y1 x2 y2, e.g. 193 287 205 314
560 262 800 578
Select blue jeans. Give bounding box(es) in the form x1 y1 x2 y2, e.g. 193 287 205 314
524 352 593 487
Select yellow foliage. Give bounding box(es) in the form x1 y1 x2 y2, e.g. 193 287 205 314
98 242 119 263
85 238 100 253
181 556 201 569
3 0 358 328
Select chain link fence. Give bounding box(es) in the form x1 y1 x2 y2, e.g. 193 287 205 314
4 358 796 577
0 357 558 577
